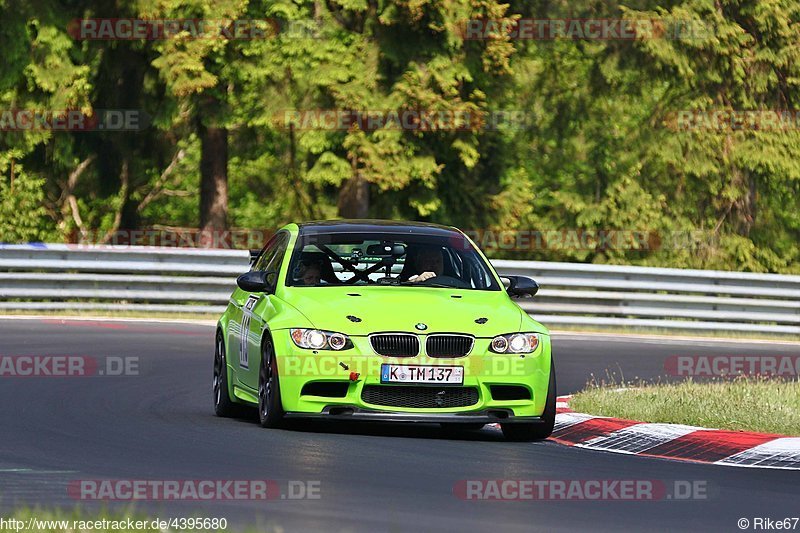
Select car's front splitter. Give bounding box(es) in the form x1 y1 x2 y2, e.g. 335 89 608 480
284 406 545 424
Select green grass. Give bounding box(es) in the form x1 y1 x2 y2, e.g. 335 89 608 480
570 377 800 436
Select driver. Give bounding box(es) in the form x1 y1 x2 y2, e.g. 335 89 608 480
297 261 322 285
408 247 444 283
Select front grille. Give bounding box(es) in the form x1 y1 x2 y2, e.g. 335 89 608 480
370 334 419 357
361 385 479 408
426 334 474 357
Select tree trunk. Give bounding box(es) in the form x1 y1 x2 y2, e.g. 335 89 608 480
747 174 757 235
337 157 369 218
199 124 229 231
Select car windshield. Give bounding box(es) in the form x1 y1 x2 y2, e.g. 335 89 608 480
285 231 500 290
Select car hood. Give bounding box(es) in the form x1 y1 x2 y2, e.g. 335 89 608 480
279 286 540 337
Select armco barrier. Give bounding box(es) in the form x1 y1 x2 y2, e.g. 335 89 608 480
0 244 798 334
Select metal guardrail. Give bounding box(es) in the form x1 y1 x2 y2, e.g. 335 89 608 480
1 244 799 334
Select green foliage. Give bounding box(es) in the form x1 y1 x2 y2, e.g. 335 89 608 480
0 157 55 241
1 0 798 273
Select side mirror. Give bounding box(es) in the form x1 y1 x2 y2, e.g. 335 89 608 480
503 275 539 298
237 271 277 294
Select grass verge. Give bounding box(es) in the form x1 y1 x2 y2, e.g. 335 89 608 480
570 377 800 436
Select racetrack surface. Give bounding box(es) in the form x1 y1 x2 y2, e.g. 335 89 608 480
0 319 797 532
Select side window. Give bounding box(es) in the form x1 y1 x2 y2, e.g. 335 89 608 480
447 249 464 279
253 233 289 273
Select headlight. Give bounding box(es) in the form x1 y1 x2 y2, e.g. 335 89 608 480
489 333 539 354
290 329 353 351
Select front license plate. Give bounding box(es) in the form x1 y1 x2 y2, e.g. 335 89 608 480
380 364 464 385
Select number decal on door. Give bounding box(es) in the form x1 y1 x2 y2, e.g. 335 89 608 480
239 295 259 369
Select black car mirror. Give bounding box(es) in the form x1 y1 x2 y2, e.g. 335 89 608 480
503 275 539 298
237 270 277 294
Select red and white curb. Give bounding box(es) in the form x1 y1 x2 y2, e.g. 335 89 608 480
549 395 800 470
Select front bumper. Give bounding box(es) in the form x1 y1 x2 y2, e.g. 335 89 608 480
284 407 544 424
273 330 553 419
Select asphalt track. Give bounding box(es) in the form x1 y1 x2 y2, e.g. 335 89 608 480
0 318 798 532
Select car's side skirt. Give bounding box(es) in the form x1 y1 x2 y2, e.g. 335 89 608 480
233 385 258 405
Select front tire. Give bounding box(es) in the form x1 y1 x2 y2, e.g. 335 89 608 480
213 330 240 417
258 336 285 428
501 361 556 442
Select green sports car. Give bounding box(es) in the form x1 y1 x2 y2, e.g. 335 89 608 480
213 220 555 441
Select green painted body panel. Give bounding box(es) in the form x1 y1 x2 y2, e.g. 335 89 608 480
216 223 553 418
275 285 541 337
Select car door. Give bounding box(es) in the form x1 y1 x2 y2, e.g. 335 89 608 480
239 231 289 389
228 233 281 389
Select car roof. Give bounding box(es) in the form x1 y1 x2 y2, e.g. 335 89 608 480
296 219 463 237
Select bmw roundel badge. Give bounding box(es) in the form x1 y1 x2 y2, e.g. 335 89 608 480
415 323 428 331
